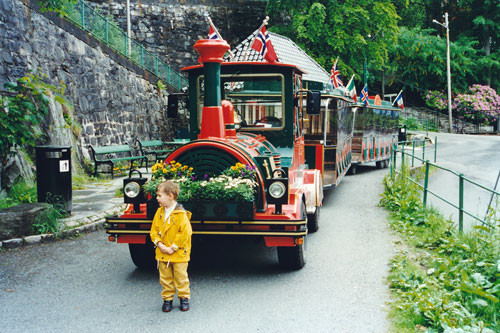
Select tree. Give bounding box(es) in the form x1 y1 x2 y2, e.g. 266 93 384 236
266 0 400 86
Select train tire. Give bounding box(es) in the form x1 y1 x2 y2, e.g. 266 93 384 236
129 240 156 270
349 165 357 175
383 159 390 168
277 240 306 270
376 161 383 169
307 207 320 233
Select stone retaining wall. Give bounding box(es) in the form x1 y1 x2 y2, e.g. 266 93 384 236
0 0 186 162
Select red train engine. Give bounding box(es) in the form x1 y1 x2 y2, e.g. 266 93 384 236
105 38 325 269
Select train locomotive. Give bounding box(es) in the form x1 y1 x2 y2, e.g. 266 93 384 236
105 37 358 270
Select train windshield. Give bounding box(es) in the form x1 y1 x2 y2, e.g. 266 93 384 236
197 74 284 130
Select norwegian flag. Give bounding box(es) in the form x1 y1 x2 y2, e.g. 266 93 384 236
251 26 278 63
394 90 404 109
208 24 218 40
361 84 369 106
330 57 344 88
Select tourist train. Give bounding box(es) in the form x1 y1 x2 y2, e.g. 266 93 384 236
105 35 399 270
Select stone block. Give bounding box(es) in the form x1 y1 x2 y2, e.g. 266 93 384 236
24 235 42 245
0 203 47 240
3 238 23 249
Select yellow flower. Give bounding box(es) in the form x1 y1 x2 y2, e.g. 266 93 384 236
181 165 188 171
170 160 176 165
189 167 193 171
231 166 236 170
171 168 178 173
162 168 168 174
175 163 181 168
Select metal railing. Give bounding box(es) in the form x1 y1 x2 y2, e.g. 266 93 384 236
64 0 188 91
390 139 500 231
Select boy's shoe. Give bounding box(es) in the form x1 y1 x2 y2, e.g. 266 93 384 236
162 300 173 312
179 298 190 311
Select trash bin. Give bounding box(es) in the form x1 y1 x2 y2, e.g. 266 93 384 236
398 124 407 142
36 145 72 213
496 117 500 134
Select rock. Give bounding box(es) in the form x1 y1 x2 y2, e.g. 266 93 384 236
24 235 42 245
0 203 47 240
3 238 24 249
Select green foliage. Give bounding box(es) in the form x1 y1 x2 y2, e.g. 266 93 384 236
0 71 68 161
266 0 400 79
0 179 37 210
37 0 76 15
32 193 68 234
402 117 421 130
387 27 478 92
381 167 500 332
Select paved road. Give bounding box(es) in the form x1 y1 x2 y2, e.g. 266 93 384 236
419 132 500 230
0 166 393 332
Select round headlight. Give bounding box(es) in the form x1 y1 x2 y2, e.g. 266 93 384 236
269 181 286 199
124 181 141 199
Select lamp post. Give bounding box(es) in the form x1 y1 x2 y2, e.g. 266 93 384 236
433 13 453 133
126 0 131 55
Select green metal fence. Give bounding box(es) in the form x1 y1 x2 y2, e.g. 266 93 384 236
64 0 188 91
390 138 500 231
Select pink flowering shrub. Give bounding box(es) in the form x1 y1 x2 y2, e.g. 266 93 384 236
453 85 500 125
424 90 448 110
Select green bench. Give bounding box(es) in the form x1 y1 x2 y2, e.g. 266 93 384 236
137 139 190 166
88 144 146 178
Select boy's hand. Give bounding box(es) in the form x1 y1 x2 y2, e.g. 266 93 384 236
158 242 175 255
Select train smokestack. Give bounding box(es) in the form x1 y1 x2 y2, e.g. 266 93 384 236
193 39 230 139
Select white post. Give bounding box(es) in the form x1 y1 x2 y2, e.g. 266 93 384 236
445 12 453 133
126 0 131 55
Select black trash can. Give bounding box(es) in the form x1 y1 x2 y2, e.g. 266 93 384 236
36 145 72 213
398 124 407 142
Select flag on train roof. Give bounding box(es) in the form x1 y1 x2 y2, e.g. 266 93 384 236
208 16 221 40
360 84 369 106
251 25 278 63
346 75 357 103
330 57 344 88
393 90 404 109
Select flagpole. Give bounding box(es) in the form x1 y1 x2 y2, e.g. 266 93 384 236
243 16 269 61
393 90 402 106
207 16 234 59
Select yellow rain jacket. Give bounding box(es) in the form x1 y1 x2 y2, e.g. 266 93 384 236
149 204 192 263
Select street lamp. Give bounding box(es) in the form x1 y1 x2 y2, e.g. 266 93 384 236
433 13 453 133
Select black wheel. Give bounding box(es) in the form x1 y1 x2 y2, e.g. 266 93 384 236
376 161 383 169
307 206 320 233
129 239 156 270
349 165 357 175
383 159 390 168
277 240 306 270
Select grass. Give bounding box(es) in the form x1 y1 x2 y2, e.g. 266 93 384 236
381 167 500 332
0 179 37 209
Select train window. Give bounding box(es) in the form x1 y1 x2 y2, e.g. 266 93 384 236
196 74 285 131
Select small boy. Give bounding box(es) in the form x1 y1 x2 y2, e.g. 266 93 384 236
149 180 192 312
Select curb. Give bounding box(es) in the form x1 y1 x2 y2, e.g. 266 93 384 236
0 204 126 250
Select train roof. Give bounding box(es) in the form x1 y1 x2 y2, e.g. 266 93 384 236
225 31 330 87
182 61 306 74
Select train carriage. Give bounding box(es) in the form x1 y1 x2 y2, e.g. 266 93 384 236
105 37 357 270
350 95 400 174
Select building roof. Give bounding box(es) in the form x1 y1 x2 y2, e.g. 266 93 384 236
225 31 331 86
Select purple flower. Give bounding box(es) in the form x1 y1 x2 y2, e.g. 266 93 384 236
203 174 208 180
191 175 197 181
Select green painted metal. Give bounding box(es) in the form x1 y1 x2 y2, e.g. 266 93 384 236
434 136 437 163
203 63 221 107
422 140 425 161
105 18 108 44
392 143 499 229
459 174 464 232
175 147 238 177
64 0 187 91
412 141 415 167
423 160 430 207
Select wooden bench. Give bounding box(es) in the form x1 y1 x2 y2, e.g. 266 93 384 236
137 140 175 165
88 144 146 178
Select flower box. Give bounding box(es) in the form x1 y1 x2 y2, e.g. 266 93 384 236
180 200 255 220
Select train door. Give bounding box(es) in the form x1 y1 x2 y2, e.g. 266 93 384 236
303 97 337 187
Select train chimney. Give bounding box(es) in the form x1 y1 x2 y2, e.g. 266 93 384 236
193 39 230 139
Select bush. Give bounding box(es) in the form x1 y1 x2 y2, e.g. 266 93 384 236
381 168 500 332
